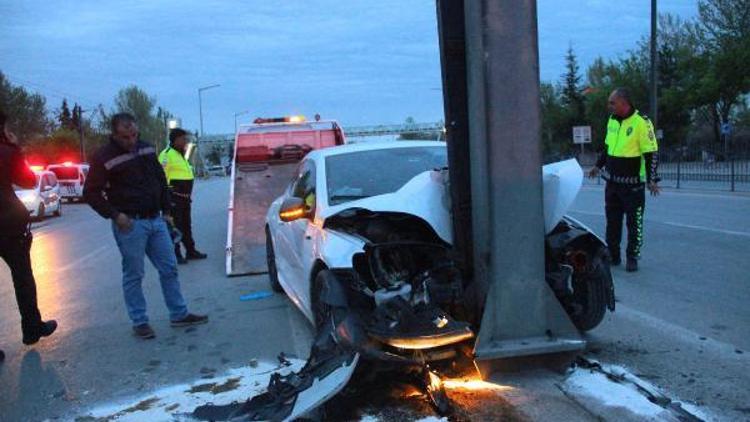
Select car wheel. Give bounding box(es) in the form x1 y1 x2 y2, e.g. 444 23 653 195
570 249 610 332
265 226 284 293
54 201 62 217
35 203 45 221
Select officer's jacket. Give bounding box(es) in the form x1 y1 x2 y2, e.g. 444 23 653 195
599 110 659 184
159 147 194 184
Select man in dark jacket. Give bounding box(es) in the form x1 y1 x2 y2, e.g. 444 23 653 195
84 113 207 339
0 110 57 347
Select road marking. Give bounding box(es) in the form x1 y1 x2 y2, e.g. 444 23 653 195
581 185 750 201
37 245 110 274
569 210 750 237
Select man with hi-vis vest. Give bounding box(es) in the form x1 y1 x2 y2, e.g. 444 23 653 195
159 128 207 264
589 88 660 273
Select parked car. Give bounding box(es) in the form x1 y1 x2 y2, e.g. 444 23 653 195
46 162 89 202
15 170 63 219
207 165 227 176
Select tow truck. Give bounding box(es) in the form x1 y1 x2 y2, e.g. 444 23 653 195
225 116 346 276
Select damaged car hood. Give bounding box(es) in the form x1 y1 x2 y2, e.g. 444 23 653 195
321 170 454 244
320 159 583 242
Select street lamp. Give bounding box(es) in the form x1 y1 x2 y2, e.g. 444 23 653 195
234 110 250 134
198 84 220 138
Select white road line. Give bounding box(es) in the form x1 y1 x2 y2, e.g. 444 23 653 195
569 210 750 237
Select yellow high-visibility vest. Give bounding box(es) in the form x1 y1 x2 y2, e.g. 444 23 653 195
604 110 658 181
159 147 194 183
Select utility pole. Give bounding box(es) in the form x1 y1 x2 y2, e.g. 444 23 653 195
650 0 658 130
78 108 91 162
234 110 250 134
198 84 220 137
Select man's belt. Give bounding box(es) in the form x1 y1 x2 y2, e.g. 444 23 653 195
125 210 161 220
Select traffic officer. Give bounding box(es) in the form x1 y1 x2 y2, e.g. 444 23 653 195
589 88 660 272
0 109 57 346
159 128 207 264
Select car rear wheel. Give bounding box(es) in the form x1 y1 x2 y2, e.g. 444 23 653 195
570 249 610 331
53 201 62 217
35 203 45 221
265 226 283 293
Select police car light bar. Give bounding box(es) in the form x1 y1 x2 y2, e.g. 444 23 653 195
253 115 306 124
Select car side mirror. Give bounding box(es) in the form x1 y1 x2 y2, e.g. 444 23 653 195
279 197 307 222
42 185 53 192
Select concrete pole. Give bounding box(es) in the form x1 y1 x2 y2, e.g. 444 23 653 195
461 0 584 372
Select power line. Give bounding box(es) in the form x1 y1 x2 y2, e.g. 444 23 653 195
2 73 100 109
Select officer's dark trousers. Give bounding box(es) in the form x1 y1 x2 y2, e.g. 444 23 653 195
0 232 44 337
173 199 196 255
605 181 646 260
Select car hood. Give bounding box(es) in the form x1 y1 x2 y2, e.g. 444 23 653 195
320 159 583 244
321 170 454 244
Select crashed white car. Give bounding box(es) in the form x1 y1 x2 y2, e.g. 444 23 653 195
265 141 614 364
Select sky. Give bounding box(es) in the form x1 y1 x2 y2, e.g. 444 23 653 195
1 1 698 135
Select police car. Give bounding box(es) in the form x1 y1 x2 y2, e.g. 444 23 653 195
14 169 63 219
46 162 89 202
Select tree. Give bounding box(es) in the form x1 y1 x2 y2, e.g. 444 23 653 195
58 99 73 130
0 71 51 143
689 0 750 145
560 45 586 125
71 103 82 132
113 85 173 146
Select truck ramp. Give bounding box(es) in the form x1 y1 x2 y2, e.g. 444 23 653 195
226 162 297 276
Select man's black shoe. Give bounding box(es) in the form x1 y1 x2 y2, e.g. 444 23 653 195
23 320 58 345
186 250 207 260
171 313 209 327
626 258 638 272
176 254 188 265
133 324 156 339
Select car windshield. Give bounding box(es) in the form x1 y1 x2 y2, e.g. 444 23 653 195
325 146 447 205
49 167 79 180
13 175 40 191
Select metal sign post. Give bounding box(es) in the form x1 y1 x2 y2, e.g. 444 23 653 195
573 125 592 155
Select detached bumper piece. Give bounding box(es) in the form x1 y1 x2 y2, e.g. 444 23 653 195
192 332 359 422
366 297 474 350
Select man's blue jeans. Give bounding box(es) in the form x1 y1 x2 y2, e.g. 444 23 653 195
112 217 188 326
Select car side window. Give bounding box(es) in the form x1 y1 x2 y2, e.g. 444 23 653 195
48 174 58 186
290 161 316 213
41 175 51 188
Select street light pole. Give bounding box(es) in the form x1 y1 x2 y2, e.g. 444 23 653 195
198 84 220 138
234 110 250 134
649 0 658 130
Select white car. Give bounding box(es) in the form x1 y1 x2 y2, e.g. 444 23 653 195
47 162 89 202
15 170 63 219
265 141 614 364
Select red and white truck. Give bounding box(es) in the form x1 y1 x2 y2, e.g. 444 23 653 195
225 116 345 275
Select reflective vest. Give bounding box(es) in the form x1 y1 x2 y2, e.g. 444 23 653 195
604 110 658 182
159 147 194 183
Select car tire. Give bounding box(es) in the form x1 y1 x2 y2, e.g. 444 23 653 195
54 201 62 217
265 226 284 293
570 249 610 332
35 203 45 221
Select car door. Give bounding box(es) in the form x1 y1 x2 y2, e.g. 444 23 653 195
276 160 317 309
48 173 60 209
273 162 306 296
40 174 53 212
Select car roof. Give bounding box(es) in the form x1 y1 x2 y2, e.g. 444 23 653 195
306 141 446 161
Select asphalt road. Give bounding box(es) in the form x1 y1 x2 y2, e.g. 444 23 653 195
0 177 312 421
1 178 748 421
572 186 750 421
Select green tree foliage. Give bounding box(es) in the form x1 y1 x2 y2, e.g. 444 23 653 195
0 72 50 143
111 85 173 150
561 46 586 125
58 99 73 130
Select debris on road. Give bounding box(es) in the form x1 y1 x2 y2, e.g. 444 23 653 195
239 291 274 301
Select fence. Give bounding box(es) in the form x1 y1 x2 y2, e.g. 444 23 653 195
581 144 750 192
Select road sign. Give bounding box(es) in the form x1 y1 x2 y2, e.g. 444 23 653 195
721 122 732 136
572 126 592 144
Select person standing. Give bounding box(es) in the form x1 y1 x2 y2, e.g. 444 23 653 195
0 110 57 346
589 88 660 272
158 128 207 264
84 113 207 339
